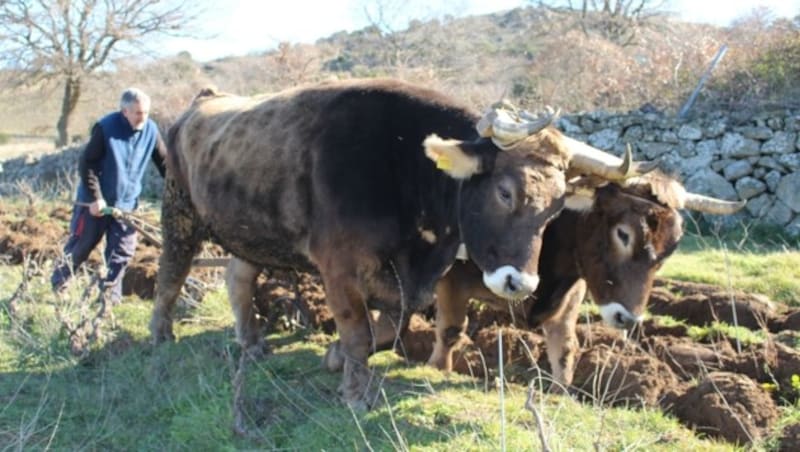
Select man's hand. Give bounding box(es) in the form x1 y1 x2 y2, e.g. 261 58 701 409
89 198 108 217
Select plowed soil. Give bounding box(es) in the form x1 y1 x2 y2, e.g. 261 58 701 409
2 204 799 446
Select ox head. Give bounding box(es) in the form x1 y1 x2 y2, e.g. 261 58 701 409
423 102 658 301
568 173 746 329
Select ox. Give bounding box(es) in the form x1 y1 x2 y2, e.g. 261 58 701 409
149 79 652 408
428 172 745 387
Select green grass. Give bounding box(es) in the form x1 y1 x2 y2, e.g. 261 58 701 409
661 232 800 306
1 265 741 451
2 203 800 450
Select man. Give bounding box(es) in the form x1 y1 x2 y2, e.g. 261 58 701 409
51 88 167 304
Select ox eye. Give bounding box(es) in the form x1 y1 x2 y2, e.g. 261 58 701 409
496 184 513 208
616 227 630 247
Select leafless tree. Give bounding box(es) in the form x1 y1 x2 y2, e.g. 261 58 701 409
0 0 202 146
534 0 669 46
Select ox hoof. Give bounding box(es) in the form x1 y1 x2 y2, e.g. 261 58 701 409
243 341 271 359
149 316 176 345
322 341 345 372
338 360 378 410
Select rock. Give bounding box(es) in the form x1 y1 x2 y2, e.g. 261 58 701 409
761 132 797 154
776 172 800 212
679 153 713 177
745 194 771 217
712 158 735 172
723 160 753 181
721 133 761 158
685 168 738 200
735 126 773 140
765 170 782 192
676 141 696 157
705 118 728 137
753 168 766 178
557 117 583 135
622 125 644 141
678 124 703 140
737 125 774 140
787 216 800 238
786 115 800 132
735 177 767 199
778 153 800 171
588 128 620 150
764 200 794 226
638 142 673 159
757 156 784 171
695 139 721 156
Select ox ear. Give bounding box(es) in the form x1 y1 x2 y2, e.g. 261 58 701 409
423 134 484 179
564 176 604 212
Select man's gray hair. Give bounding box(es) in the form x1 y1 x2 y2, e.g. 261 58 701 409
120 87 151 110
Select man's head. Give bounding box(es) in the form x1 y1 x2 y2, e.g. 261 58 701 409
120 88 151 131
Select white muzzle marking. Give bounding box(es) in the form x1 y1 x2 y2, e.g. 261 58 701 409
599 302 644 329
483 265 539 300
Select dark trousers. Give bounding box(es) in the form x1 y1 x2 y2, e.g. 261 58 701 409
51 206 138 303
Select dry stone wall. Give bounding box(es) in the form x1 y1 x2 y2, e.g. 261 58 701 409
2 109 800 237
558 110 800 237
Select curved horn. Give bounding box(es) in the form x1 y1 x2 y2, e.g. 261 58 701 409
563 136 659 181
492 109 557 144
682 193 746 214
476 102 558 147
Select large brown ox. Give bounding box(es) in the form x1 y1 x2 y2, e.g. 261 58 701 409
428 173 745 387
149 79 652 408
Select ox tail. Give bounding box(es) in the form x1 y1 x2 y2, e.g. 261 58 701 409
165 113 191 192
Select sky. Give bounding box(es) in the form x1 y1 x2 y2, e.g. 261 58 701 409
161 0 800 62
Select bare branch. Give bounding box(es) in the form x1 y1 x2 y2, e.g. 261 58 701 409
0 0 203 146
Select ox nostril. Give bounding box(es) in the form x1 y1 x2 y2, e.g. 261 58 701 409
615 312 625 326
505 274 519 293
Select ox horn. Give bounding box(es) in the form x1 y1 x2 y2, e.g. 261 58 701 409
564 137 659 181
476 102 558 148
682 193 746 214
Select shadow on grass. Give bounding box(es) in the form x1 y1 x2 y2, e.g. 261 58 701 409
1 320 500 450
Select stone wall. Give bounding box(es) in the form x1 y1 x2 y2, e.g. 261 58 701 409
2 109 800 236
558 110 800 237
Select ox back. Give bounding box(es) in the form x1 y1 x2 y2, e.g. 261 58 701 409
168 80 474 282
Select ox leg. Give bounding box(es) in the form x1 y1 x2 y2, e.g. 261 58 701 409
428 275 469 371
324 309 404 373
320 269 376 410
541 279 586 392
150 178 204 344
226 258 267 357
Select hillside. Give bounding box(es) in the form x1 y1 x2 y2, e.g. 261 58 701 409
4 5 797 143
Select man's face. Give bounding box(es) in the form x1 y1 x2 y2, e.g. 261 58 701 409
122 100 150 130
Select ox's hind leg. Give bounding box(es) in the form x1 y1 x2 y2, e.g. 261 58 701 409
541 279 586 391
428 261 489 371
150 177 204 344
226 258 268 356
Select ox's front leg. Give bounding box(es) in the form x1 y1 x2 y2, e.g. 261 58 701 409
321 270 375 410
226 257 267 357
541 279 586 392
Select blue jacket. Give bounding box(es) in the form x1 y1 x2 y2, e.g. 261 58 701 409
76 111 166 211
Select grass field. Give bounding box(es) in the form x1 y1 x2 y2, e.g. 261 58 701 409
1 199 799 450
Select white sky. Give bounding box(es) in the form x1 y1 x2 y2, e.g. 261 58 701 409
160 0 800 62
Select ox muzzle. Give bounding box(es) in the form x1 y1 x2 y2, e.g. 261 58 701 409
482 265 539 300
599 302 644 330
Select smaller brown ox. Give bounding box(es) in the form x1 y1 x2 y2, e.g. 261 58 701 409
428 173 745 387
